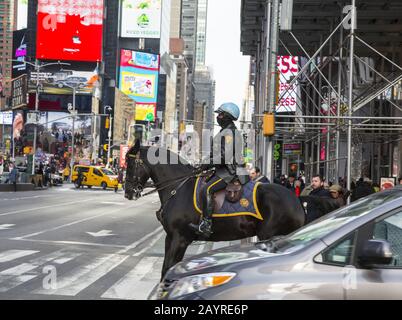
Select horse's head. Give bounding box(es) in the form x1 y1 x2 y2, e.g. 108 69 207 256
124 140 150 200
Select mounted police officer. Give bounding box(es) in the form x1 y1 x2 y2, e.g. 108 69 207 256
191 102 249 237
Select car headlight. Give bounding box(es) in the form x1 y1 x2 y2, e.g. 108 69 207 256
168 272 236 299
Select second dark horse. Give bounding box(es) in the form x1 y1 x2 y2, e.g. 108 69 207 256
124 141 305 279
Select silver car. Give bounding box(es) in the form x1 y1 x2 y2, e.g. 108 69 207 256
153 187 402 300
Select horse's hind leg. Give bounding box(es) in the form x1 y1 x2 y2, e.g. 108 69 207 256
256 222 278 241
161 233 192 281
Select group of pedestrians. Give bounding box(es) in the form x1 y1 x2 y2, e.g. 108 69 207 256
248 168 349 206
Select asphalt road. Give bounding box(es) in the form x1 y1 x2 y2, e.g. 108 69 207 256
0 184 240 300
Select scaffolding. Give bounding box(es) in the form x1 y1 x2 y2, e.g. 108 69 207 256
241 0 402 192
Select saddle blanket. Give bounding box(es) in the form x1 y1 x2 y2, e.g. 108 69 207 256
193 177 263 220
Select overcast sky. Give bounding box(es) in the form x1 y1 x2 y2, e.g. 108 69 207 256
205 0 250 113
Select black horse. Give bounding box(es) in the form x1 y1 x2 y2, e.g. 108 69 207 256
124 141 305 279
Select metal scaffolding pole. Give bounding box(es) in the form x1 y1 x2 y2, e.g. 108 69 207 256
347 0 356 203
336 18 344 183
262 0 272 173
326 21 333 183
263 0 279 182
258 114 402 121
317 38 324 176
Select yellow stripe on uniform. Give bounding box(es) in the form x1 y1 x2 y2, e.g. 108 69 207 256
207 178 223 194
193 176 203 214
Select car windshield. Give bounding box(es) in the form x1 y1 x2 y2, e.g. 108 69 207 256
271 190 402 253
101 169 115 176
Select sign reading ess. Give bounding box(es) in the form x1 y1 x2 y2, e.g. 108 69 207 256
277 56 299 113
36 0 104 62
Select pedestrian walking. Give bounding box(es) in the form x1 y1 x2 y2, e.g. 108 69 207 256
9 164 19 192
63 165 70 182
351 177 375 202
310 174 331 197
249 167 270 183
329 184 346 207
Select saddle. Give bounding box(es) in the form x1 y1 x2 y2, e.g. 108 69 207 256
194 176 263 220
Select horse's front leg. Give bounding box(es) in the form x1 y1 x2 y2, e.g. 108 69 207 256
161 233 192 281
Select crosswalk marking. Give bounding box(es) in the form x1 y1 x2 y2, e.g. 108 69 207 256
0 263 37 276
53 253 82 265
34 254 129 296
0 250 39 263
0 250 82 293
0 235 240 297
133 232 164 257
0 263 38 292
101 256 161 300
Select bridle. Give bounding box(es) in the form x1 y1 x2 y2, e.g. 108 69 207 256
125 153 203 200
125 155 151 199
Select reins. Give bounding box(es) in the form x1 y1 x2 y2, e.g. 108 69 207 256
125 153 207 199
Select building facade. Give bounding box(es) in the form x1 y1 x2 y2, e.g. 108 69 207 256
195 0 208 67
0 0 18 109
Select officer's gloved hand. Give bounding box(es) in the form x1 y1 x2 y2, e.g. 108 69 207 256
194 163 213 173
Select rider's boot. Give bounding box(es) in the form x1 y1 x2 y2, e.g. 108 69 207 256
196 195 214 237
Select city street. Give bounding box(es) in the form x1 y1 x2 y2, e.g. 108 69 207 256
0 186 239 300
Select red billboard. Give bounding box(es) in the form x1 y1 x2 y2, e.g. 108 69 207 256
36 0 104 62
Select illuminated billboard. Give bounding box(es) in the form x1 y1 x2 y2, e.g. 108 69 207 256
119 49 159 121
36 0 104 62
12 29 27 78
135 103 156 121
28 68 100 96
121 0 162 38
277 56 300 113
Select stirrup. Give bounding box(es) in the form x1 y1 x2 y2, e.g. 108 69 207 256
199 219 213 236
189 219 213 237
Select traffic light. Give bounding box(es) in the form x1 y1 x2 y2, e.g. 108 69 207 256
179 121 185 133
274 143 281 161
103 144 108 152
263 113 275 136
105 117 110 129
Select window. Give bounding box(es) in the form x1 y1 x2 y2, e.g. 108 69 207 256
101 168 114 176
93 168 103 177
373 211 402 267
77 167 89 174
315 232 356 266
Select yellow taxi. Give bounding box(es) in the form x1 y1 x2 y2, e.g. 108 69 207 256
72 165 119 191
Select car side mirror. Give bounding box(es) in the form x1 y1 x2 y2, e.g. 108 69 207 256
358 240 393 268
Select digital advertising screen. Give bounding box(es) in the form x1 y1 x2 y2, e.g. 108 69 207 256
36 0 104 62
121 0 162 39
12 29 28 79
119 49 160 121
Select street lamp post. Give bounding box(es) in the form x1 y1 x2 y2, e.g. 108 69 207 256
68 86 77 182
104 106 112 168
32 60 40 175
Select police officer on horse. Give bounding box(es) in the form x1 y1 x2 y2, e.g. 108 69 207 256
190 102 249 237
